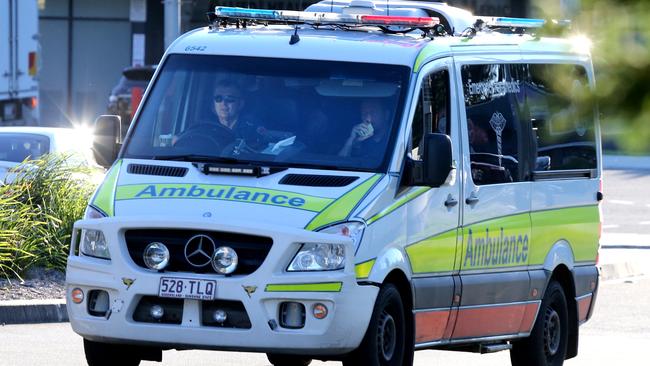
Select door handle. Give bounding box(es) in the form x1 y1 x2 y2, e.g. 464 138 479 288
444 195 458 208
465 193 479 205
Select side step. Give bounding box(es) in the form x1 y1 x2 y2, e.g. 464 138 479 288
480 343 512 354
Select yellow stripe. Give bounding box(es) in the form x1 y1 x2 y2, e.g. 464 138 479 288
355 259 376 279
265 282 343 292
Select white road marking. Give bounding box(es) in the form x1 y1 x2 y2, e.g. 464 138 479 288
603 224 620 229
640 221 650 225
608 199 634 205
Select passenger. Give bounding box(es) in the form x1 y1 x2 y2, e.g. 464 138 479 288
339 99 391 158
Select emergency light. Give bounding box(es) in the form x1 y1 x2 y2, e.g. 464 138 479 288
214 6 439 28
481 16 571 29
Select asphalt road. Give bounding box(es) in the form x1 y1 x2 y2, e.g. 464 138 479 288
2 276 649 366
602 169 650 235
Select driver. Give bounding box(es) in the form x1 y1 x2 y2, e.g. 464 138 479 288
173 79 263 149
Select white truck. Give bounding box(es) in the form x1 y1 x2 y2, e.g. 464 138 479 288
0 0 39 126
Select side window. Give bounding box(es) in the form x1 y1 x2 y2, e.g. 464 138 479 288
410 70 450 161
462 64 525 185
527 64 596 172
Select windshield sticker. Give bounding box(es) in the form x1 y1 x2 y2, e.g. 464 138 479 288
489 111 507 165
464 228 529 268
114 184 334 212
468 81 521 98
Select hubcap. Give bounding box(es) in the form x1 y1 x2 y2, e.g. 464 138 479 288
377 311 397 360
544 307 561 358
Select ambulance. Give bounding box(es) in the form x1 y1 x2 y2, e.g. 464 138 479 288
66 1 601 365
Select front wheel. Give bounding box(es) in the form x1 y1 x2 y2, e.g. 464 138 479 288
343 283 409 366
266 353 312 366
510 280 569 366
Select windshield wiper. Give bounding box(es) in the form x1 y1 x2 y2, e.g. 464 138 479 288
151 154 241 164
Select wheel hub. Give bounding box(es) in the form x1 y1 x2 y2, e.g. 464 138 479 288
544 307 561 358
377 311 397 361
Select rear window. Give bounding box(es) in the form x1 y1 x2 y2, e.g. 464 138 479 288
0 133 50 163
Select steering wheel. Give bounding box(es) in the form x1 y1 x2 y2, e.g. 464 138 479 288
173 123 233 150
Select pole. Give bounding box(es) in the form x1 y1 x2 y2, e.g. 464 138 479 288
163 0 181 49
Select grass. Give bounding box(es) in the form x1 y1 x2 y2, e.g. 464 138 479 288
0 154 98 279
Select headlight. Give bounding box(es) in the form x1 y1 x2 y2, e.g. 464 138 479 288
287 243 346 272
287 222 365 272
80 229 110 259
84 205 106 219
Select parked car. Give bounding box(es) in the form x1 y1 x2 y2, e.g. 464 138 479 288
0 126 103 183
107 65 156 139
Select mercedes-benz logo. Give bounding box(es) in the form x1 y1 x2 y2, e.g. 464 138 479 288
184 234 216 267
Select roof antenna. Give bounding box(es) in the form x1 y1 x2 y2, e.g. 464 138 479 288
387 0 390 16
330 0 333 12
290 25 301 45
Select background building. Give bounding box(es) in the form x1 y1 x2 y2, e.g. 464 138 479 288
37 0 530 127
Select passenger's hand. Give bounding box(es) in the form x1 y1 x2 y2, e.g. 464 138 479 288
350 122 374 141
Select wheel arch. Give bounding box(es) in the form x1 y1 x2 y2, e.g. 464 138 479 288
542 239 579 360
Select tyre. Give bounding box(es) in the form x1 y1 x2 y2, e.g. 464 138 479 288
83 339 142 366
510 280 569 366
266 353 312 366
343 283 409 366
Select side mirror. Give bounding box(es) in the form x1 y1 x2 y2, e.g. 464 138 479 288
93 115 122 169
407 133 453 187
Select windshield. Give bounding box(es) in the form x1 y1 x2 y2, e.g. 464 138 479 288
0 133 50 163
122 54 410 171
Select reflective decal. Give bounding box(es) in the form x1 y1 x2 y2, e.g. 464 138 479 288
265 282 343 292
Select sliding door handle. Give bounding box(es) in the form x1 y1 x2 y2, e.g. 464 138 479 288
465 194 480 205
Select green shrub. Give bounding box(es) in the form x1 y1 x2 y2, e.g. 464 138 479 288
0 154 98 279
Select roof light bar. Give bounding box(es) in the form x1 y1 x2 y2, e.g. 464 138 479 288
214 6 439 28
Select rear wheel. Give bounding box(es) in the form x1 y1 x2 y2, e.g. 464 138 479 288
83 339 142 366
266 353 312 366
343 283 409 366
510 280 569 366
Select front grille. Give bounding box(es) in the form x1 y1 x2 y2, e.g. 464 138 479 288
127 163 188 177
124 229 273 275
279 174 359 187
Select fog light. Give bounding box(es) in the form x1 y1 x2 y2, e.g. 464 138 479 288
279 302 305 329
212 246 238 275
87 290 110 316
143 242 170 271
313 303 328 319
213 309 227 324
71 288 84 304
150 305 164 320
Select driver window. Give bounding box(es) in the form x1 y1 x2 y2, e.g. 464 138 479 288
409 69 450 161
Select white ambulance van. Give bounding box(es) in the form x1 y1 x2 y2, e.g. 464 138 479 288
66 1 602 365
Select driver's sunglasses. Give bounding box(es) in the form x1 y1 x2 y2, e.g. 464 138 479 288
214 95 240 104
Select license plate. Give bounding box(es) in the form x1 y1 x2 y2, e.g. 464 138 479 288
158 277 216 300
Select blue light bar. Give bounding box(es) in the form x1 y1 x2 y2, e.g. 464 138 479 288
215 7 280 20
489 17 546 28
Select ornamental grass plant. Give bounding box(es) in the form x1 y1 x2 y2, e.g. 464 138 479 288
0 154 98 279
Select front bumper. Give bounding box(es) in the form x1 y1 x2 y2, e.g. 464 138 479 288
66 217 378 355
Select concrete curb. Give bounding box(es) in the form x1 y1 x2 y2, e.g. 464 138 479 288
0 299 68 325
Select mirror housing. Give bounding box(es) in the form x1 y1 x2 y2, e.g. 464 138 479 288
407 133 453 187
93 115 122 169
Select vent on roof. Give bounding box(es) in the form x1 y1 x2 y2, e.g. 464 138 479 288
127 164 188 177
279 174 359 187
